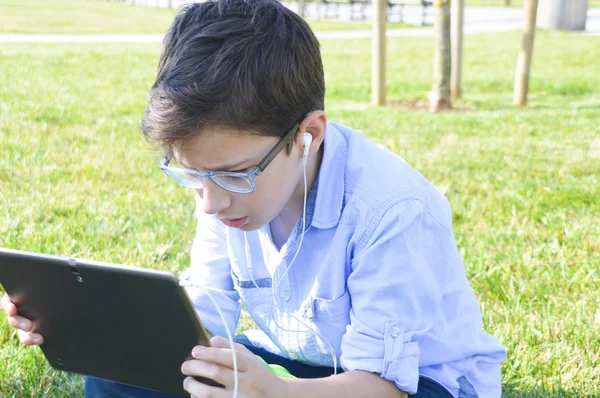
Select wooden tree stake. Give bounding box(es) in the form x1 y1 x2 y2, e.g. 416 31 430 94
514 0 539 107
372 0 386 106
451 0 465 101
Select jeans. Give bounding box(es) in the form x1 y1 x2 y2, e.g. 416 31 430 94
84 337 453 398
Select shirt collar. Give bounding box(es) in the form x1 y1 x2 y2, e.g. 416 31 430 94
311 121 346 229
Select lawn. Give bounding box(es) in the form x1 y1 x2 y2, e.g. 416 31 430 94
0 0 178 34
468 0 600 7
1 18 599 398
0 0 411 34
7 0 600 35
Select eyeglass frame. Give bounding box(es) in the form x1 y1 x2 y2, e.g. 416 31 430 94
159 117 306 194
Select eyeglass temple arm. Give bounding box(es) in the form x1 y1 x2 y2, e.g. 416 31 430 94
159 118 305 172
160 154 170 168
256 122 300 172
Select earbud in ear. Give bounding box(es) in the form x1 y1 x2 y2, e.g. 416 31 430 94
302 132 312 167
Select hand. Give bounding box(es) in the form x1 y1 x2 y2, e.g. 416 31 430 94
181 336 289 398
1 294 44 346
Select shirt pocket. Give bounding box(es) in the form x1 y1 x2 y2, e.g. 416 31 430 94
300 289 351 367
230 271 273 318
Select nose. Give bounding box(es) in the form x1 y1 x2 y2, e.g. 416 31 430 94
197 180 231 215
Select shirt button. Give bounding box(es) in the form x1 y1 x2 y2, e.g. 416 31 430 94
390 326 401 338
289 352 299 360
304 304 314 320
282 290 290 302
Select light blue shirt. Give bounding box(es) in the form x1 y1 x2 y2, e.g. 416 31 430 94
182 121 507 397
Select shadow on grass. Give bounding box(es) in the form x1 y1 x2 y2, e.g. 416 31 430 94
462 101 600 113
388 99 600 114
502 384 599 397
520 103 600 111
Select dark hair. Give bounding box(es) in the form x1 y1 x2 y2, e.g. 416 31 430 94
141 0 325 155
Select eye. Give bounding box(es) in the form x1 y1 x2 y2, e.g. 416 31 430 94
228 166 253 173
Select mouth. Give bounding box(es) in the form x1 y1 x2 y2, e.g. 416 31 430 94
221 216 248 228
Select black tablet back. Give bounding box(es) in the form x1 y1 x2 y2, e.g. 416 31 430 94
0 248 216 396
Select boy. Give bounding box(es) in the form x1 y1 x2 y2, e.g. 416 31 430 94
2 0 506 396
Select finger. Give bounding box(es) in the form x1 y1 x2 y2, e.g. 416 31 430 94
7 315 33 332
181 359 235 387
1 297 17 317
183 377 229 398
210 335 231 348
210 336 251 354
192 345 250 372
17 329 44 346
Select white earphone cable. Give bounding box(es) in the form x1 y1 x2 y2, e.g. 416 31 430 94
245 137 338 373
179 281 239 398
180 131 337 398
269 154 338 374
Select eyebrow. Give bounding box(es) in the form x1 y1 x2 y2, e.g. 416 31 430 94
177 157 254 172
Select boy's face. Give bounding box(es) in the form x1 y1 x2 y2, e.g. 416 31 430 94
172 124 312 231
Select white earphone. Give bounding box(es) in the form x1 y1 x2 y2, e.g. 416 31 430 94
302 132 312 167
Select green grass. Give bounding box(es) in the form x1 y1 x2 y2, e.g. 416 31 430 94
304 0 600 9
467 0 600 7
1 28 599 398
308 19 413 31
11 0 600 36
295 0 600 9
0 0 412 34
0 0 179 34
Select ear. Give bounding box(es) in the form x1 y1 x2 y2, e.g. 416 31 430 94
297 111 327 159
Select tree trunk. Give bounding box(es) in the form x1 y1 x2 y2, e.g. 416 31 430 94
429 0 452 112
298 0 306 18
506 0 512 5
514 0 539 107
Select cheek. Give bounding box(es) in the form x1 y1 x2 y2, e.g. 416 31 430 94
251 176 280 207
254 157 296 203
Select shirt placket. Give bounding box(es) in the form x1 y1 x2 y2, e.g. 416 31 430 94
273 256 300 360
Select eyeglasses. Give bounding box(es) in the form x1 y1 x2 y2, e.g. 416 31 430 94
159 120 302 194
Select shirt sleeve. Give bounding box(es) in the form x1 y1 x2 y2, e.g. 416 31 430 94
180 193 241 338
340 198 452 395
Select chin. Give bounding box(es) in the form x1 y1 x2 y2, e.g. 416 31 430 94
239 219 262 232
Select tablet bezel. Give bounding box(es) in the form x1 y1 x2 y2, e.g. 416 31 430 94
0 248 219 396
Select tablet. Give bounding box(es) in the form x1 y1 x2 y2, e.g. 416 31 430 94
0 248 218 397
